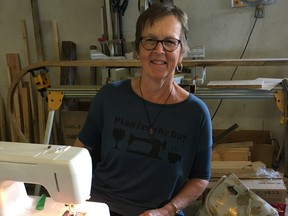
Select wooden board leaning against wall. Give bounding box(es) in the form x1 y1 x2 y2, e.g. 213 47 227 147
0 97 6 141
6 53 36 143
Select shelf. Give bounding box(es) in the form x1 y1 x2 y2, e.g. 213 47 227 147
48 85 280 100
21 58 288 71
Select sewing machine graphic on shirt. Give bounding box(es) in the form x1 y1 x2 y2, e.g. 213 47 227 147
112 127 182 163
127 133 167 159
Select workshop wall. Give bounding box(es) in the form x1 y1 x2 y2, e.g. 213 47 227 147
0 0 287 144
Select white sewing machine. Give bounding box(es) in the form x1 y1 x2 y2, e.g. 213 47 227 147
0 141 110 216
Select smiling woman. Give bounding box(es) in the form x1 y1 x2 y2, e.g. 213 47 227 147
73 3 212 216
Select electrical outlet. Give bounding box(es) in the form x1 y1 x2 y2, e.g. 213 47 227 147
231 0 247 8
255 4 264 18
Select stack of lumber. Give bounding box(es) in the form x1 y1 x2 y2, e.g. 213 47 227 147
6 53 38 142
212 141 253 161
211 160 267 178
211 141 265 178
210 129 277 180
4 1 60 143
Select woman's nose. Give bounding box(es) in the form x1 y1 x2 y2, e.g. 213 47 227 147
154 41 165 53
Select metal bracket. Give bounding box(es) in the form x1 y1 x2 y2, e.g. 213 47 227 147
47 91 64 111
275 89 285 113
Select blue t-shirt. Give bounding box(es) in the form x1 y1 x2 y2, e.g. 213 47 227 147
78 79 212 215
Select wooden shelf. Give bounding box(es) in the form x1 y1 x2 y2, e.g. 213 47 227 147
19 58 288 71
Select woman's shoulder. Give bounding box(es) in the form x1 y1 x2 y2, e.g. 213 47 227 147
186 93 210 114
99 79 131 93
92 79 132 104
186 93 206 105
104 79 130 88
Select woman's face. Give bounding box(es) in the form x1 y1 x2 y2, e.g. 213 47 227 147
138 15 183 80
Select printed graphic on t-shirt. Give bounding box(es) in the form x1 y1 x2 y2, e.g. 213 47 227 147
112 116 188 163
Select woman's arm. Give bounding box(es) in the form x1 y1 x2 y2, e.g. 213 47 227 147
139 178 209 216
73 138 94 152
73 138 85 148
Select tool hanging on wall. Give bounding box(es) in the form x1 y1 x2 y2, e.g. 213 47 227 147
104 0 114 56
111 0 128 56
138 0 173 12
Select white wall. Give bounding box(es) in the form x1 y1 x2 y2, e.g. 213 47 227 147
0 0 287 144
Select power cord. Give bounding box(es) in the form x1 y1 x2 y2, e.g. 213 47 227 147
211 15 259 121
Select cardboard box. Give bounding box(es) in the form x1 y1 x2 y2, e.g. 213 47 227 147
60 111 88 145
242 178 287 204
252 144 275 168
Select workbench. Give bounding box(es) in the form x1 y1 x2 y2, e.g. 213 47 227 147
6 58 288 175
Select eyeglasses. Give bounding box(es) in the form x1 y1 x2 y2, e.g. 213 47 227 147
140 36 181 52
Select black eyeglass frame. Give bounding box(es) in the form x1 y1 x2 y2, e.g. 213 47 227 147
140 36 182 52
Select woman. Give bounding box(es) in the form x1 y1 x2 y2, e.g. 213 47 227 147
74 3 212 216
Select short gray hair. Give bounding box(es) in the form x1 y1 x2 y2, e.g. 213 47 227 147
135 3 189 56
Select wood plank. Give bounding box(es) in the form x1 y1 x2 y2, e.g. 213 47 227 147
31 0 44 61
211 161 254 177
22 19 31 66
31 0 46 143
22 18 37 135
22 18 40 143
211 160 252 169
26 79 39 143
12 93 21 141
15 58 288 72
212 148 251 161
6 53 23 87
7 53 35 143
52 20 60 61
207 80 264 89
51 20 61 145
213 147 251 151
6 54 23 142
7 63 21 142
211 161 268 178
213 141 254 149
21 85 30 140
21 83 33 142
51 20 61 86
0 97 6 141
182 58 288 67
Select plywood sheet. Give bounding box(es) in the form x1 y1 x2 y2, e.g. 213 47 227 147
207 79 264 89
